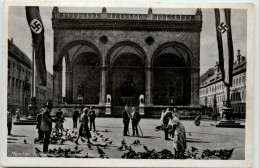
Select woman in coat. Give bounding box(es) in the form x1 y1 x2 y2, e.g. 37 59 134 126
75 108 91 144
168 116 186 158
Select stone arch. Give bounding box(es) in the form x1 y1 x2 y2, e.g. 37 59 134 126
151 42 194 105
57 40 102 69
105 41 148 67
151 42 194 67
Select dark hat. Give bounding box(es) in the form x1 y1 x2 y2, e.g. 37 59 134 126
46 101 53 109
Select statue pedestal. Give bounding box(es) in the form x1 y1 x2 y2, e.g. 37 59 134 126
211 106 245 128
139 106 145 116
77 96 83 104
121 97 136 106
105 106 111 115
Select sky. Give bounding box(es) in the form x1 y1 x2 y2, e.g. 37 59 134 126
8 6 247 75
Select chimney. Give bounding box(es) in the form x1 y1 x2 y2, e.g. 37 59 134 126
11 38 13 43
237 49 241 63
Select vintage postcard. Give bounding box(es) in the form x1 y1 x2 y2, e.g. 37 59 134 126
0 1 254 167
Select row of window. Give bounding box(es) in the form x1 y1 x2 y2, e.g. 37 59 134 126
233 75 245 86
8 60 31 75
8 76 26 88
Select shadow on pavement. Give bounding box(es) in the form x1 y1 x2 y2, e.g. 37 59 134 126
186 138 210 143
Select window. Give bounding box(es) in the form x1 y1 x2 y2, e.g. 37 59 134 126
239 77 241 84
13 63 15 68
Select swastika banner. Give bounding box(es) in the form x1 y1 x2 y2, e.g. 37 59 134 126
214 8 234 87
25 6 47 86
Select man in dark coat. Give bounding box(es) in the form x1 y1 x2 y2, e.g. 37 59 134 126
88 106 96 131
36 110 44 142
122 105 130 136
131 107 141 136
7 108 12 136
72 107 80 128
40 101 56 153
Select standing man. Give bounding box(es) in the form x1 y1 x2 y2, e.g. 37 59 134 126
131 107 141 137
7 108 12 136
122 105 130 136
40 101 56 153
15 108 21 122
88 106 96 131
162 109 171 140
72 107 80 129
36 110 44 143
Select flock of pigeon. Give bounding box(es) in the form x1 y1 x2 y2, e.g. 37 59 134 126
28 128 235 159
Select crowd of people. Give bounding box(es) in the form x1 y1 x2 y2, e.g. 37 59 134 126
7 102 202 158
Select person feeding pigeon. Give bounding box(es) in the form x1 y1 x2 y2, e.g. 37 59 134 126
194 114 201 126
75 108 91 145
161 108 172 140
55 108 65 133
131 107 141 136
40 101 57 153
168 115 187 158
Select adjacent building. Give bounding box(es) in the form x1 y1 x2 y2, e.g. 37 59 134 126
8 38 53 114
199 50 246 118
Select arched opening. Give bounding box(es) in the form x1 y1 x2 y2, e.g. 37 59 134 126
152 42 192 105
55 40 102 104
72 52 101 104
106 42 147 107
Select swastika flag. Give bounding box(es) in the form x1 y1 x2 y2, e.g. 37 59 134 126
215 8 234 87
25 7 47 86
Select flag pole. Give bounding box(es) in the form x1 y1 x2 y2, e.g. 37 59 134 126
27 42 37 120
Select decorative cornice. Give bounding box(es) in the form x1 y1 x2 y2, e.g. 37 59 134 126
52 7 202 32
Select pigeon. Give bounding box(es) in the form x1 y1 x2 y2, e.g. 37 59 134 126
75 146 78 150
88 143 93 150
96 132 100 136
72 130 74 133
121 138 126 145
124 144 129 150
105 129 108 132
75 132 78 135
103 138 109 141
24 139 27 144
35 148 42 153
92 137 98 142
201 153 205 159
99 135 104 138
97 146 105 155
81 138 86 142
189 132 192 136
100 143 107 149
191 146 198 152
96 130 99 132
143 145 149 151
117 145 124 151
34 138 37 144
107 140 113 145
132 140 138 145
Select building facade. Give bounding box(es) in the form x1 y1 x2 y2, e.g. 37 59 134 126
8 39 53 114
52 7 202 115
199 50 246 118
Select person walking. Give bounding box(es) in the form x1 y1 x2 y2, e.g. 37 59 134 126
7 108 13 136
36 110 44 142
15 108 21 122
122 105 130 136
161 109 171 140
88 106 96 131
75 108 91 144
40 101 56 153
131 107 141 136
72 107 80 129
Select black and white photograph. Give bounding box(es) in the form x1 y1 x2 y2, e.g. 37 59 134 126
0 1 255 167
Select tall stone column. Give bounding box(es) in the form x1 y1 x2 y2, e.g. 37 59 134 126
53 65 63 105
190 68 200 105
65 70 73 103
145 67 153 106
99 67 107 105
